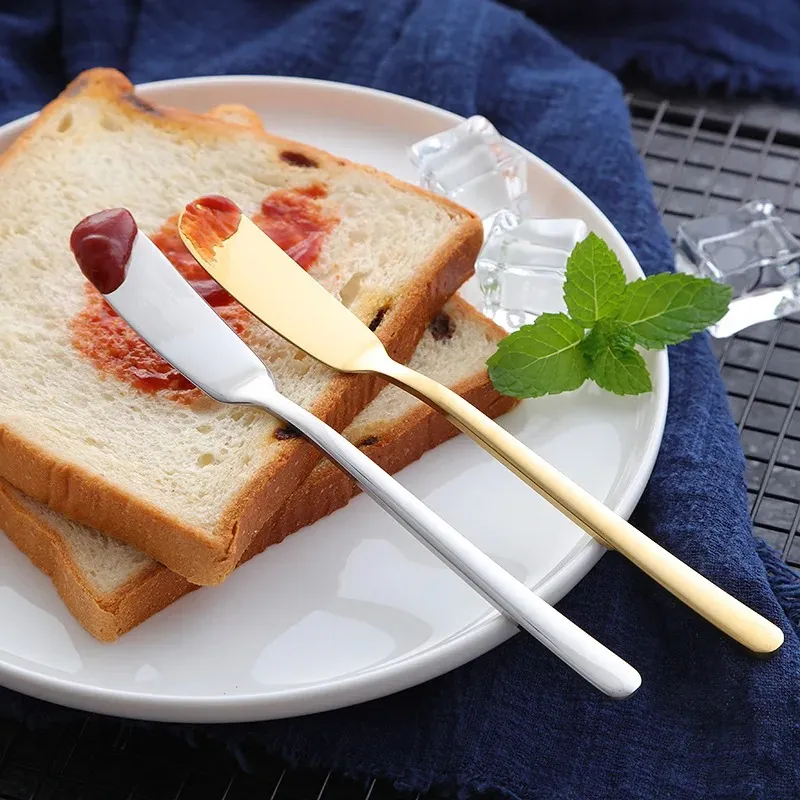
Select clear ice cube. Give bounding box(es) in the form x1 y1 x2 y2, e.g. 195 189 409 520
675 200 800 337
410 118 591 330
409 115 527 220
477 210 588 329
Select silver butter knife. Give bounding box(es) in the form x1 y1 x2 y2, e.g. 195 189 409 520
69 208 642 698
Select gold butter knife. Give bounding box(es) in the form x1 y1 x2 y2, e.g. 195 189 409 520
178 196 784 656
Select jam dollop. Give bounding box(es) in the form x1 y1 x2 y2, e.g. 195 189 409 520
70 209 137 294
71 184 339 401
71 214 250 396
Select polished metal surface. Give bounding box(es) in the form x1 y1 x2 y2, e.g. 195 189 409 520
179 211 784 656
103 229 642 698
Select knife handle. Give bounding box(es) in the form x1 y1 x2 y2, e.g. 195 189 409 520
380 360 784 656
253 386 641 698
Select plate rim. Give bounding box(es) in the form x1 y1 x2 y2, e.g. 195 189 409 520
0 74 669 722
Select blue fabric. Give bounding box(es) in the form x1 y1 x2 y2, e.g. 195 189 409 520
1 1 800 798
509 0 800 97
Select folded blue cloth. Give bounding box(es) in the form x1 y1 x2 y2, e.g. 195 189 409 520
510 0 800 97
1 1 799 798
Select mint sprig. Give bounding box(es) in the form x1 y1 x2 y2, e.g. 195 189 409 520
487 232 731 398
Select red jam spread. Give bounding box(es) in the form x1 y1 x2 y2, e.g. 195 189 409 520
70 184 339 402
70 209 137 294
180 195 242 261
253 183 337 270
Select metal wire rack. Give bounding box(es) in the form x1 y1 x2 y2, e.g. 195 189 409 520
0 95 798 800
629 94 800 568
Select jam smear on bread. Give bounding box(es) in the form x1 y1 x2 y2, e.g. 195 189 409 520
70 185 338 401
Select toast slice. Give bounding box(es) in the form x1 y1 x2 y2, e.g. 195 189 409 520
0 298 517 641
0 69 482 585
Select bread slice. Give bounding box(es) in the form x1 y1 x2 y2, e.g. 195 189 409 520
0 298 517 641
0 69 482 585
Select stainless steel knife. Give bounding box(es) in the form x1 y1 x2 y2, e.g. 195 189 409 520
73 211 642 698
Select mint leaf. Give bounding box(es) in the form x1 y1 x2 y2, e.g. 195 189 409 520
563 232 627 326
617 273 732 348
580 319 635 362
487 313 588 398
587 344 652 396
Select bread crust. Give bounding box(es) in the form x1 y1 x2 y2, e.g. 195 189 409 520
0 301 517 641
0 68 483 585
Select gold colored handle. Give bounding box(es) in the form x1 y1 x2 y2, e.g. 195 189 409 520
380 358 784 656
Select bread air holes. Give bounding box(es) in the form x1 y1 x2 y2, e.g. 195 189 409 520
291 353 312 376
229 408 257 427
340 271 365 308
56 113 73 133
346 229 368 244
100 114 123 132
9 223 30 237
197 452 215 467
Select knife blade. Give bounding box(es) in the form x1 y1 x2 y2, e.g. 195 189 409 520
100 225 269 403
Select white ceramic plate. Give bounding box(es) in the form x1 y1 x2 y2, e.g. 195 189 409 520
0 77 668 723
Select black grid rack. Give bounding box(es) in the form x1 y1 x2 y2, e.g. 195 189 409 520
0 96 798 800
629 94 800 568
